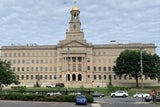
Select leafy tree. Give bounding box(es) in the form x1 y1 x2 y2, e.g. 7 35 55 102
113 50 160 87
0 59 20 90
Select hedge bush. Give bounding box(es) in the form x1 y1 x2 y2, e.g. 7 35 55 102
0 93 93 103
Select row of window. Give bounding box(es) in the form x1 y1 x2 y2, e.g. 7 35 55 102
12 66 113 72
12 66 60 72
3 51 116 57
3 52 56 57
93 75 155 80
7 58 115 65
17 74 60 80
17 74 154 80
91 66 112 71
9 59 54 64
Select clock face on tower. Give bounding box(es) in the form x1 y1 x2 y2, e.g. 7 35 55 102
73 24 76 29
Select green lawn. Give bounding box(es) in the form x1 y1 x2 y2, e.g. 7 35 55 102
2 86 160 97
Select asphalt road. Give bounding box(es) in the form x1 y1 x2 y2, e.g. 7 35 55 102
0 97 159 107
0 100 92 107
94 96 159 107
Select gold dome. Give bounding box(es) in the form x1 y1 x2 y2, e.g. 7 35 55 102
72 6 79 10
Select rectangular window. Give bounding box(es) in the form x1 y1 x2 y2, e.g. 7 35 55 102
94 75 96 80
31 75 33 79
94 67 96 71
78 64 81 71
45 75 47 79
27 67 29 71
26 75 29 79
99 67 101 71
104 75 106 80
108 67 111 71
124 75 127 80
114 75 116 80
22 67 25 71
54 75 57 79
99 75 101 80
87 66 90 70
49 75 52 79
12 67 15 71
129 75 132 80
17 67 20 71
31 67 34 71
119 75 122 80
103 67 106 71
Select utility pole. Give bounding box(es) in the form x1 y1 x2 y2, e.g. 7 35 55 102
140 47 144 102
66 48 70 89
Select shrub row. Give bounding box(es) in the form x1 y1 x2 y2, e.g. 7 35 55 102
0 93 94 103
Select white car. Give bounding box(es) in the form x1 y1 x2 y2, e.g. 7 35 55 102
133 93 150 98
46 92 61 96
111 91 128 98
46 84 56 88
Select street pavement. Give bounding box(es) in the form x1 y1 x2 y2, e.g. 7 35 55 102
0 97 159 107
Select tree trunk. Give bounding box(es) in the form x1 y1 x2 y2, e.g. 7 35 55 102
135 77 139 88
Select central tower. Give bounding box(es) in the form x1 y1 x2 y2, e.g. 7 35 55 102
65 5 85 42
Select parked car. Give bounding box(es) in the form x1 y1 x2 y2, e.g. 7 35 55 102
46 83 64 88
69 92 81 95
46 92 61 96
133 93 150 98
75 94 87 105
145 96 152 102
111 91 128 98
92 92 104 97
156 95 160 102
145 95 160 102
46 84 56 88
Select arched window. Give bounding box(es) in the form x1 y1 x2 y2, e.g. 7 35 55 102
78 74 82 81
66 74 70 81
72 74 76 81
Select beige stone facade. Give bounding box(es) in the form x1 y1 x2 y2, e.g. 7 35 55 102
0 6 158 88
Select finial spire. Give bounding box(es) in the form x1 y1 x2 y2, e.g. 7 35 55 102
74 0 77 5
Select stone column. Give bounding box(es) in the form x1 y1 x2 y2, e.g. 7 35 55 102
76 57 78 71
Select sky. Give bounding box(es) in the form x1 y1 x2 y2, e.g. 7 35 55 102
0 0 160 55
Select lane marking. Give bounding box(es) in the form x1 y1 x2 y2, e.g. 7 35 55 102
91 103 101 107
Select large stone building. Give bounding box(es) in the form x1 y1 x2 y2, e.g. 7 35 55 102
0 5 158 88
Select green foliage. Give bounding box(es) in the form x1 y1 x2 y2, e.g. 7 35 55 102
4 93 45 101
113 50 160 87
106 84 116 95
17 86 27 93
80 85 85 91
86 94 94 103
0 59 20 87
0 93 94 103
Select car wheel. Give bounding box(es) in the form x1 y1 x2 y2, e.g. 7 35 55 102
123 95 126 98
112 94 115 97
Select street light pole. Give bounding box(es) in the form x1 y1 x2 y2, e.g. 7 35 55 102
67 48 70 89
140 47 144 102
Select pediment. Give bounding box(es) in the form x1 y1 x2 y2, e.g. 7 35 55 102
62 40 88 47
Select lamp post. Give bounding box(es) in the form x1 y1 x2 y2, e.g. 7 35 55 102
140 47 144 102
66 48 70 89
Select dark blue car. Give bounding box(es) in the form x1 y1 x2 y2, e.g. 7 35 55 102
75 94 87 105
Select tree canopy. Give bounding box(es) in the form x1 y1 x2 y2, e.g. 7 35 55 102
0 59 20 89
113 50 160 87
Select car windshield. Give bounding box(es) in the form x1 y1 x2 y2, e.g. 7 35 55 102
77 95 85 98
